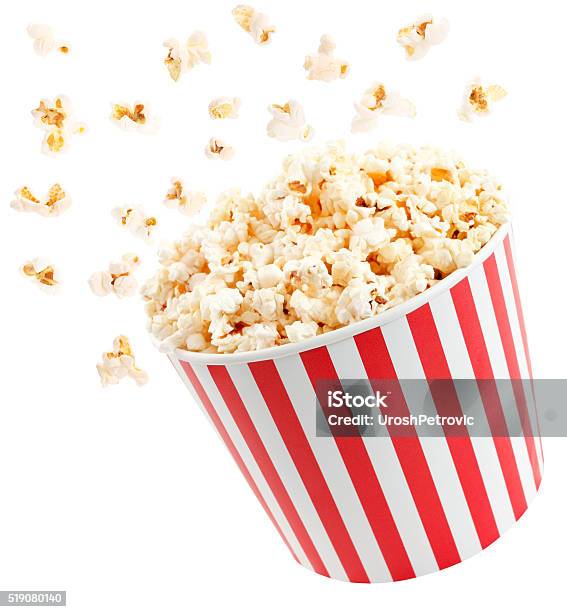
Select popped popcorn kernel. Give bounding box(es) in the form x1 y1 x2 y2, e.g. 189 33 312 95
96 336 148 387
163 32 211 81
232 5 275 45
205 138 235 161
397 14 449 60
458 79 508 122
351 82 415 133
21 258 59 292
208 97 241 120
267 100 315 142
112 206 158 242
143 143 509 354
11 184 71 217
164 178 207 216
304 35 349 82
31 96 85 155
27 24 69 57
110 102 156 132
88 254 140 298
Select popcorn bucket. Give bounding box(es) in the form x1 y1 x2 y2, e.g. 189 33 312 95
169 223 542 583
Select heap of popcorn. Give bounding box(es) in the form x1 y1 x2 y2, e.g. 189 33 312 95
142 142 509 354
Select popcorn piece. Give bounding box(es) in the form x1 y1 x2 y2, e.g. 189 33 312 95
285 321 319 343
96 336 148 387
205 138 235 161
31 96 85 154
21 258 59 292
304 35 349 82
11 184 71 217
232 5 275 45
208 97 241 120
458 78 508 122
27 24 69 57
267 100 314 142
143 143 509 354
89 254 140 298
111 102 156 132
112 206 157 242
163 32 211 81
351 83 415 133
397 14 449 60
164 178 206 216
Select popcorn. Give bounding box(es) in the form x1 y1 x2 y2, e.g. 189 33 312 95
163 32 211 81
21 258 59 292
112 206 157 242
205 138 235 161
31 96 85 154
27 24 70 56
232 5 275 45
397 14 449 60
458 78 508 122
267 101 314 142
96 336 148 387
304 35 349 82
164 178 207 216
208 97 241 120
111 102 156 132
11 184 71 217
143 143 509 354
89 254 140 298
351 83 415 133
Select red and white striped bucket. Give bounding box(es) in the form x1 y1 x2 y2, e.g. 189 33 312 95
169 223 543 583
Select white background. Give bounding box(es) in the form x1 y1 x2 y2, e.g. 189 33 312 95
1 0 565 610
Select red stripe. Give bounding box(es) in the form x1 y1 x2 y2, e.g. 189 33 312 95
207 364 329 577
300 346 415 581
249 360 370 583
178 360 300 564
483 255 542 488
354 327 461 569
503 236 533 379
407 304 500 549
503 236 544 463
450 278 528 519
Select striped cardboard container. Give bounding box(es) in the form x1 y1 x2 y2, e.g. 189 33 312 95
169 223 542 583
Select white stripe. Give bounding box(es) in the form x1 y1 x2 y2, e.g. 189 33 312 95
381 316 481 560
494 244 544 471
226 363 347 581
275 353 392 582
327 337 439 577
188 362 312 570
467 265 537 502
429 291 516 534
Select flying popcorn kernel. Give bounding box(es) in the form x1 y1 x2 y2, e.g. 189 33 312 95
304 35 349 82
88 254 140 298
208 97 241 120
11 184 71 217
397 14 449 60
351 82 415 133
458 79 508 122
164 178 207 216
163 31 211 81
267 100 315 142
21 258 59 292
232 5 275 45
110 102 156 132
96 336 148 387
27 24 69 57
205 138 235 161
31 96 85 155
111 206 157 242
